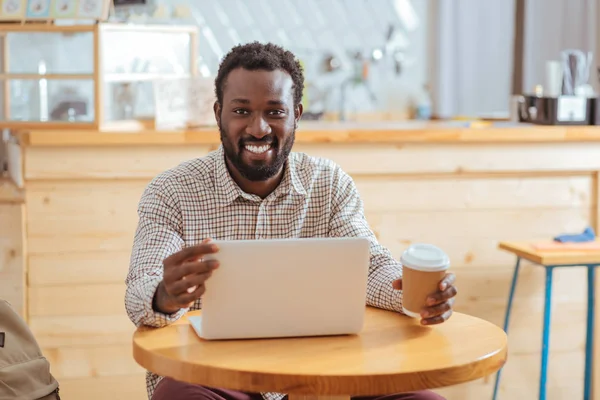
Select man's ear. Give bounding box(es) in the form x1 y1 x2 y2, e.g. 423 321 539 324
294 103 304 125
213 101 222 127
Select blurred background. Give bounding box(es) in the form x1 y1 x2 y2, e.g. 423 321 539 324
5 0 598 123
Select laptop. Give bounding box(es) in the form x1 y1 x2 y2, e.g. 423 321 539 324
188 237 370 340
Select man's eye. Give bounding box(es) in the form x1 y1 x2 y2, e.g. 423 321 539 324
269 110 285 116
234 109 249 115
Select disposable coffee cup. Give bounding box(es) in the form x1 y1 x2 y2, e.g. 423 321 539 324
400 243 450 318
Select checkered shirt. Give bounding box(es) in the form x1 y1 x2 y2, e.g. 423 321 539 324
125 145 404 400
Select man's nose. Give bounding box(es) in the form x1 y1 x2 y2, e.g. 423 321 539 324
246 114 272 138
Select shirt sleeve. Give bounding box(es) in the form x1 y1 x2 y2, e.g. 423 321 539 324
125 176 188 328
328 168 404 313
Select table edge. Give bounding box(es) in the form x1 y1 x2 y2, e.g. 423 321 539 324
132 312 509 395
132 341 508 395
498 241 600 265
497 242 543 264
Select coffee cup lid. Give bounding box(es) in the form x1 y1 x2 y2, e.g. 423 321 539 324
400 243 450 272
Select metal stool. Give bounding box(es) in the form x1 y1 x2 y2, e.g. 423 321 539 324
491 241 598 400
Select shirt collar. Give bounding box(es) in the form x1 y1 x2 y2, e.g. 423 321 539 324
214 145 306 207
271 152 307 199
214 146 242 206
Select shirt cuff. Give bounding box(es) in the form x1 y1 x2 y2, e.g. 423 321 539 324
366 265 404 314
136 276 189 328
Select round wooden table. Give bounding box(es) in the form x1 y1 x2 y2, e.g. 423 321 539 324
133 306 507 399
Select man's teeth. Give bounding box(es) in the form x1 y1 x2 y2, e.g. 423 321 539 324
245 144 271 154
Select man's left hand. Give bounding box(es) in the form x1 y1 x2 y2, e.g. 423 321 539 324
392 272 457 325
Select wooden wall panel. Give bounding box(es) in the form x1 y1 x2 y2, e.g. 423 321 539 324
28 251 132 286
29 314 134 348
369 208 590 242
24 145 214 180
435 351 584 400
28 283 125 317
455 265 587 353
25 180 145 254
60 373 148 400
0 203 24 317
56 375 147 400
24 176 594 257
23 143 600 180
368 209 591 266
355 175 592 211
296 143 600 175
44 344 145 379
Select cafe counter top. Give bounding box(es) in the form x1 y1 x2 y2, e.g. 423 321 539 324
12 121 600 147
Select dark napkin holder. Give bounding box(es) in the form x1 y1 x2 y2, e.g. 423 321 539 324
590 97 600 125
519 95 592 125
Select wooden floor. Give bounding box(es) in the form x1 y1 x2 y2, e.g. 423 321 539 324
2 140 600 399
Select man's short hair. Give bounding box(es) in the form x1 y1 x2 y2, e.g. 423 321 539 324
214 41 304 107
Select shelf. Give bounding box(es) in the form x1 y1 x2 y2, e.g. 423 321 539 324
0 22 199 130
0 25 96 33
0 73 93 80
103 73 192 83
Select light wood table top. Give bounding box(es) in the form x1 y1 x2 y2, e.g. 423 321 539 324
499 241 600 265
132 307 508 398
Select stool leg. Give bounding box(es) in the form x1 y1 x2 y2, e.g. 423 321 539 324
584 265 596 400
492 257 521 400
539 266 554 400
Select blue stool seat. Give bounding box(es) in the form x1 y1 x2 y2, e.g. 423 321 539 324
491 241 598 400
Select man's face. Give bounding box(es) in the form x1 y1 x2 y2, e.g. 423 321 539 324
214 68 302 182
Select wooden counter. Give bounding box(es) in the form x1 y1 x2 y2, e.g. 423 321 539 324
0 178 24 318
0 177 23 203
14 121 600 146
4 122 600 400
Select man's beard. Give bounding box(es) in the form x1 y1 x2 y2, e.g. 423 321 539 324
220 125 295 182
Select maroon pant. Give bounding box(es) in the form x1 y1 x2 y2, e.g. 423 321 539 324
152 377 445 400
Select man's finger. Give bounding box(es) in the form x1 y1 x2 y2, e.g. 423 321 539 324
421 298 454 319
181 243 219 262
421 309 453 325
163 243 219 266
169 259 219 282
169 271 213 296
392 278 402 290
171 283 207 308
426 284 458 306
439 272 456 291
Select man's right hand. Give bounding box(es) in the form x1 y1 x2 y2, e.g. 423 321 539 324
153 240 220 314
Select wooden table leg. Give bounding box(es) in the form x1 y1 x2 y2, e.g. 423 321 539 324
593 171 600 400
289 396 350 400
593 265 600 400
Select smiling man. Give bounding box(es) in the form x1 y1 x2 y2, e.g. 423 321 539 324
125 42 456 400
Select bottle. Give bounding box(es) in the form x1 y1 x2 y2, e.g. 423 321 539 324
414 83 432 120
